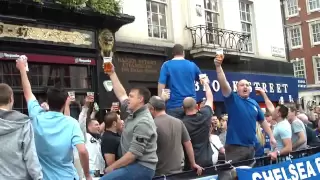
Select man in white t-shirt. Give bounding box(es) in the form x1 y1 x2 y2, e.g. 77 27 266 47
209 134 225 165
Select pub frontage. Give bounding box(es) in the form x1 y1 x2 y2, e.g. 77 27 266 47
0 0 134 118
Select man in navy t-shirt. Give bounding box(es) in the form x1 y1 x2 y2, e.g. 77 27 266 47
158 44 201 118
214 55 276 164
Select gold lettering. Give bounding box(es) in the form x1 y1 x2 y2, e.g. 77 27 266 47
0 22 92 46
118 57 159 74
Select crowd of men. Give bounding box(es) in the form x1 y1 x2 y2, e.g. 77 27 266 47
0 44 320 180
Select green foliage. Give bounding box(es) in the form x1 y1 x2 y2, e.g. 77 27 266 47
87 0 121 15
32 0 122 15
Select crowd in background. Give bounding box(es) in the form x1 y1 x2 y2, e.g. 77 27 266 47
1 44 320 180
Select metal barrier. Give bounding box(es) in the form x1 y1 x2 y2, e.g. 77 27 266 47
153 146 320 180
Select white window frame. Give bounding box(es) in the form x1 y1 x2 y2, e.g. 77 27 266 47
204 0 220 45
287 24 303 49
239 1 254 53
146 0 168 40
313 56 320 84
307 0 320 13
308 20 320 46
291 58 306 79
285 0 299 18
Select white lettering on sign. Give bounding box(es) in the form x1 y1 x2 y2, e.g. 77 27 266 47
251 158 320 180
195 80 289 94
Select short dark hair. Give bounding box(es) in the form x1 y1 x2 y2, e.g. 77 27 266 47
264 111 272 117
288 105 297 114
104 112 119 128
172 44 184 56
131 87 151 104
148 96 166 111
86 119 99 130
278 105 289 119
0 83 13 106
46 87 68 111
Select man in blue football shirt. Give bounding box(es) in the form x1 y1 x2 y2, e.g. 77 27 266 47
214 55 276 164
158 44 201 119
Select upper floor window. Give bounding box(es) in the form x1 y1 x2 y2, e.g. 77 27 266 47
292 58 306 79
239 1 253 52
288 25 302 49
204 0 219 44
286 0 298 17
313 56 320 83
309 20 320 45
146 0 167 39
308 0 320 11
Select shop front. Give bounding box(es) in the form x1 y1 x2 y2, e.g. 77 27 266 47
0 0 134 118
196 70 307 115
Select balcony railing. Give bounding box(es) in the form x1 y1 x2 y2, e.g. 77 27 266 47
186 25 251 53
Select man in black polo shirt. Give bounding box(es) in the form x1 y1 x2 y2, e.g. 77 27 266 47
182 77 214 169
101 112 122 168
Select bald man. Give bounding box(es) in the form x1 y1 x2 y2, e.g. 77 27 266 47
181 77 215 169
214 55 276 165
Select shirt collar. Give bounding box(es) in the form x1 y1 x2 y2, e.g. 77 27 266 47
128 105 148 118
172 57 184 60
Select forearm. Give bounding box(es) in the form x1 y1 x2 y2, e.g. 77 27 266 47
184 141 196 166
20 70 35 101
262 93 275 113
158 83 165 96
292 138 306 150
110 152 136 170
279 146 292 155
64 105 70 116
109 73 127 101
261 120 274 139
203 83 213 103
79 151 90 177
216 66 231 96
90 111 97 119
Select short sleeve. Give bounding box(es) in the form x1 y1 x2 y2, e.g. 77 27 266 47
101 136 120 155
158 62 168 85
192 62 201 80
181 122 191 143
199 105 213 125
292 120 304 134
120 99 129 113
256 107 264 122
223 92 236 107
71 121 85 146
27 99 45 119
279 127 292 140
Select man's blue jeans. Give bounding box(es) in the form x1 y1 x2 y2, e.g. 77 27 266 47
166 107 184 119
100 163 155 180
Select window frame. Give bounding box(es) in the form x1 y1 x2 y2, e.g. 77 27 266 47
307 0 320 13
239 0 254 53
308 20 320 46
285 0 299 18
287 24 303 49
146 0 169 40
291 58 306 79
204 0 220 45
312 56 320 84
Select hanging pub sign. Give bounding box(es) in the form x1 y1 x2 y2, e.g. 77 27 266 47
0 21 95 48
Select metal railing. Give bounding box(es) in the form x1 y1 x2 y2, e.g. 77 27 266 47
186 25 250 54
153 146 320 180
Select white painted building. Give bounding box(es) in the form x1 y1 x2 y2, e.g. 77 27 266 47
116 0 286 61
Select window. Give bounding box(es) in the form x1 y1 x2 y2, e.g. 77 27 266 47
288 25 302 48
292 58 306 79
204 0 219 44
146 0 167 39
310 20 320 45
239 1 253 52
313 56 320 83
286 0 298 17
308 0 320 11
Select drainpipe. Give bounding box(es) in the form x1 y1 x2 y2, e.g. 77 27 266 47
280 0 290 61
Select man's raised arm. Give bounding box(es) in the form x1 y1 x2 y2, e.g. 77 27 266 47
202 77 214 109
16 59 36 102
108 72 128 103
214 55 231 97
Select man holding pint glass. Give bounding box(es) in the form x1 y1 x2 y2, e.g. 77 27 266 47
158 44 202 119
213 51 276 172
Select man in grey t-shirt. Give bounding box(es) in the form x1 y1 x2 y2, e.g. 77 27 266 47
147 96 202 176
288 106 307 151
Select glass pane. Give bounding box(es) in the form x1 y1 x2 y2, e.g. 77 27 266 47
148 25 153 37
160 14 166 26
160 27 167 39
159 3 166 14
151 2 158 13
152 13 159 25
146 1 150 11
153 26 160 38
147 12 151 25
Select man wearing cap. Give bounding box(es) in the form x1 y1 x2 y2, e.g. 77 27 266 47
147 96 203 176
158 44 201 119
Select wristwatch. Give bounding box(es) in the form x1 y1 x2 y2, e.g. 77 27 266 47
277 150 280 156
